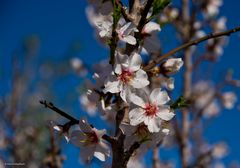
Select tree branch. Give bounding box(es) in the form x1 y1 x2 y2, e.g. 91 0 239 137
40 100 79 124
39 100 115 144
143 26 240 71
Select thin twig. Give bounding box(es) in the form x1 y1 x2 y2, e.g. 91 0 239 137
143 26 240 71
40 100 79 124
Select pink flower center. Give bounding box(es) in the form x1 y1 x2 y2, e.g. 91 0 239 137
118 70 133 83
85 131 99 144
144 103 158 117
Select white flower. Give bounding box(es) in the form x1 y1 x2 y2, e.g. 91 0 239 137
221 92 237 109
120 122 169 151
116 22 137 45
160 58 183 75
129 88 175 133
85 6 113 38
70 119 110 162
104 51 149 102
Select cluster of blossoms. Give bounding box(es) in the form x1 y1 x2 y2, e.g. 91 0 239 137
192 81 237 118
47 0 239 167
73 51 183 162
50 0 184 163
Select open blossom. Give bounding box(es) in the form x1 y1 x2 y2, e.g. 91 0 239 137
116 21 138 45
86 7 137 45
160 58 183 75
70 119 110 162
129 88 175 132
120 122 169 150
104 51 149 102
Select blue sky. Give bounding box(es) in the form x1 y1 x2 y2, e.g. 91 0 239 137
0 0 240 167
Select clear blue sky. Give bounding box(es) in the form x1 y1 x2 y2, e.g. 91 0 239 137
0 0 240 167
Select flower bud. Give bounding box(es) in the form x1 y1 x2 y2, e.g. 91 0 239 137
160 58 183 75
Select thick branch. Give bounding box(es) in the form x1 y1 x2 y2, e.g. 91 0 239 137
143 26 240 71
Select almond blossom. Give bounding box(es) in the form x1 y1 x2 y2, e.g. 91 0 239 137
116 21 138 45
70 119 110 162
129 88 175 133
104 51 149 102
120 122 169 150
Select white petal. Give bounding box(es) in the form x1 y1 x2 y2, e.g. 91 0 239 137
94 142 110 161
63 133 70 143
103 75 121 93
130 69 149 88
129 108 145 126
144 117 160 133
162 128 170 135
53 125 62 132
157 107 175 121
70 130 86 147
99 30 108 38
130 92 146 108
119 123 137 136
94 128 106 139
121 35 136 45
150 88 170 105
114 63 122 75
114 52 128 74
120 85 131 102
166 77 174 90
94 151 106 161
143 22 161 34
129 52 142 72
119 22 132 34
80 146 95 162
79 119 92 133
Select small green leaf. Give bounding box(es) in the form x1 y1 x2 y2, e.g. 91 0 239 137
170 96 189 110
112 0 121 26
152 0 171 16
